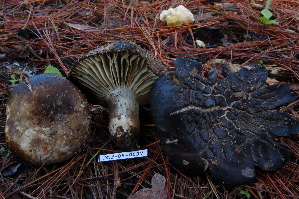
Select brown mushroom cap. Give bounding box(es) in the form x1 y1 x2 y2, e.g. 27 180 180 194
5 73 90 165
68 41 166 150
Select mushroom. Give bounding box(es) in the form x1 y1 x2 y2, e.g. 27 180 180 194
5 73 90 165
150 58 299 185
68 41 165 150
159 5 195 26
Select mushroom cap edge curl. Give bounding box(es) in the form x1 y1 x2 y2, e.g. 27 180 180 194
150 58 299 186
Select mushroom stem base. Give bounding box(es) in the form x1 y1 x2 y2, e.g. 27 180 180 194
107 88 139 150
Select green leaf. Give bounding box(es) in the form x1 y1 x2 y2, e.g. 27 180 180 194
265 0 272 10
265 19 279 25
259 16 270 23
9 74 18 84
44 65 62 76
10 79 18 84
259 16 279 25
261 9 272 19
240 188 251 198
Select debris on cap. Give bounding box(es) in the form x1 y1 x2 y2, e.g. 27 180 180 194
5 73 90 165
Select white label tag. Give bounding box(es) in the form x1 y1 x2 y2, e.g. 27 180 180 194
98 149 148 162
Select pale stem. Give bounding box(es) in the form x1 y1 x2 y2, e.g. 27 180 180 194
107 87 139 150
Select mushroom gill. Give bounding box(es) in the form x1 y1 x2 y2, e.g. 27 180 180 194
69 41 165 150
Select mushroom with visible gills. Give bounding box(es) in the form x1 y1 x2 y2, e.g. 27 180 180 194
68 41 166 150
5 73 90 165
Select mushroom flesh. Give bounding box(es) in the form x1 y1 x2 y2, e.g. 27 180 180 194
68 41 165 150
5 73 90 165
150 58 299 185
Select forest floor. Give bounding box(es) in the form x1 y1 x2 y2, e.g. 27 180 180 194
1 0 299 198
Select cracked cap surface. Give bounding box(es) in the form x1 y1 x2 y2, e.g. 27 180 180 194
150 58 299 185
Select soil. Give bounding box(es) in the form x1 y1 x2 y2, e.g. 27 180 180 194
1 0 299 198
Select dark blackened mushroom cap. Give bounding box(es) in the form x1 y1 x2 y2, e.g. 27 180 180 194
150 58 299 186
5 73 90 165
68 41 166 150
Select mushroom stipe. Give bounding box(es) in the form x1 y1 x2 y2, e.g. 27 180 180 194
5 73 90 165
150 58 299 186
68 41 166 150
